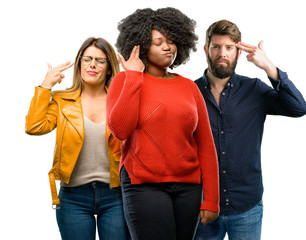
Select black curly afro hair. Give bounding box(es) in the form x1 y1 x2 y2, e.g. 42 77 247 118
116 7 198 69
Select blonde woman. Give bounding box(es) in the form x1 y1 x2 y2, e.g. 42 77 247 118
25 37 130 240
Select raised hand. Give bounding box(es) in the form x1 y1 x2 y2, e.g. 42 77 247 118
40 61 74 89
117 45 145 72
236 41 278 79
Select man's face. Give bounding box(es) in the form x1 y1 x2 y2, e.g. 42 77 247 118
205 35 241 79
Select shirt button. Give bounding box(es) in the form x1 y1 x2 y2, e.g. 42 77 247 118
222 93 225 96
222 151 226 155
224 189 227 192
223 170 226 174
221 131 224 134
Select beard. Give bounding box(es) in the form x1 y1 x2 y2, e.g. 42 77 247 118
207 53 238 79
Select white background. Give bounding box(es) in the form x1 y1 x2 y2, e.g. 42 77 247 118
1 0 305 239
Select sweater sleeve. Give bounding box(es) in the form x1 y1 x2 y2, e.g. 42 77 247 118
106 71 143 140
193 85 220 213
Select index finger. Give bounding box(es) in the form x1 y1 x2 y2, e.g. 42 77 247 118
56 61 74 72
236 42 256 53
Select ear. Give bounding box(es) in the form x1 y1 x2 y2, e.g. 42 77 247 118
204 45 208 56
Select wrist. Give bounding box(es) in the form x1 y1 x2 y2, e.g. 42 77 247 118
39 85 52 90
265 64 278 80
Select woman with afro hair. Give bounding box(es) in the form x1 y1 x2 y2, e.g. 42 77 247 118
107 7 219 240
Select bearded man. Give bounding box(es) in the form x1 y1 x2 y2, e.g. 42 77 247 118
194 19 306 240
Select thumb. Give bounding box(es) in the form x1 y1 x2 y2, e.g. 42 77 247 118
47 62 52 72
118 53 129 70
258 40 264 50
117 53 125 65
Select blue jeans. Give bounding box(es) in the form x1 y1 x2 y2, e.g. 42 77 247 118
195 200 263 240
120 166 202 240
56 181 130 240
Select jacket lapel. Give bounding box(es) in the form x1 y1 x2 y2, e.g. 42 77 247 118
61 89 84 139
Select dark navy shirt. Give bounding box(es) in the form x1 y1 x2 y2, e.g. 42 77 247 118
195 69 306 215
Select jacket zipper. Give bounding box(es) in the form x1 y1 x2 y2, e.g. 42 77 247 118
58 119 67 179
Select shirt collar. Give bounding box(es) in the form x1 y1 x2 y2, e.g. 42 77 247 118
201 69 238 89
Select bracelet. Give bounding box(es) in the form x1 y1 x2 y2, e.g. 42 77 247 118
38 85 52 90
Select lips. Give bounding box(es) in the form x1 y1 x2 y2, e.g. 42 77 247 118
215 58 229 66
164 52 174 57
87 71 98 75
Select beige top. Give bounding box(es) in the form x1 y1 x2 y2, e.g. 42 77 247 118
61 116 110 187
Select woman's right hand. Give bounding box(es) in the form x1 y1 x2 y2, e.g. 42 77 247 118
40 61 74 89
117 45 145 72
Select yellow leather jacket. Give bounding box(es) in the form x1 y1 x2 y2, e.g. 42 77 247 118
25 87 121 207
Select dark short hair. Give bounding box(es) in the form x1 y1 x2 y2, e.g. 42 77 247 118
206 20 241 47
116 7 198 69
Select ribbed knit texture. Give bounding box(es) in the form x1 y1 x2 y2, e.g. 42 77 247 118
107 71 219 212
62 117 110 187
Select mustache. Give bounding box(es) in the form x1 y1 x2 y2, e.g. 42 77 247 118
214 57 230 65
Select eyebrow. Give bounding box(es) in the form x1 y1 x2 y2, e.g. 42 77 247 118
211 43 235 47
83 55 108 59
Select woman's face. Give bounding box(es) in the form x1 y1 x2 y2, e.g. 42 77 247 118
80 46 110 86
146 30 177 69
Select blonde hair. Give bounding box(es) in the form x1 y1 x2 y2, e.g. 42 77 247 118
62 37 119 94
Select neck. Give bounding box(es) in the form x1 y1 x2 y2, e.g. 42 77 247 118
81 83 106 99
206 70 230 90
145 65 175 79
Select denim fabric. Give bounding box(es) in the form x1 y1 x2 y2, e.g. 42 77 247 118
120 166 202 240
195 200 263 240
56 182 130 240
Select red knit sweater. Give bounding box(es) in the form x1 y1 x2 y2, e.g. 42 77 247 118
107 71 219 212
